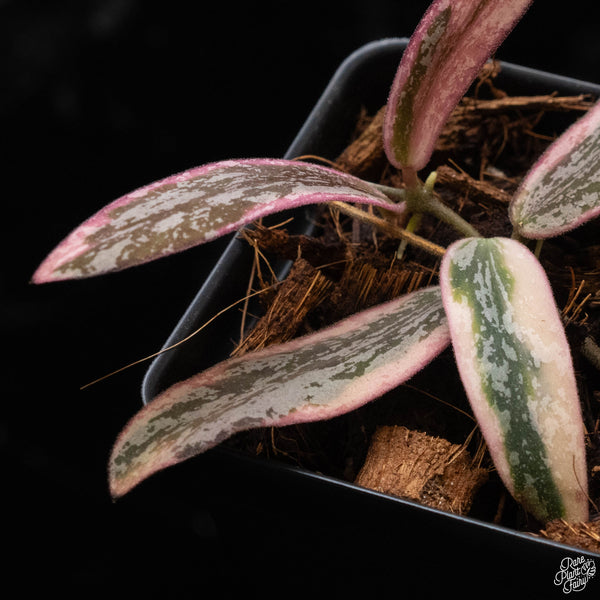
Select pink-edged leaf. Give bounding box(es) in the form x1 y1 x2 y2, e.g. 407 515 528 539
109 286 450 498
440 237 588 523
510 99 600 239
32 159 398 283
383 0 532 172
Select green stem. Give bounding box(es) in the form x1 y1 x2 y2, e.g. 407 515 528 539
511 229 527 243
372 183 406 203
397 212 423 259
534 239 544 259
431 194 478 236
411 188 481 238
373 178 481 239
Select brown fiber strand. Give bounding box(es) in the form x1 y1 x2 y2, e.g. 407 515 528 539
79 283 281 390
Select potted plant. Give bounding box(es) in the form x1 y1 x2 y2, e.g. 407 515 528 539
33 0 600 573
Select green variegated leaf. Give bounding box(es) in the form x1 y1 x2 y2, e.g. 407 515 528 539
383 0 532 172
510 100 600 238
32 159 398 283
440 237 588 523
109 286 450 498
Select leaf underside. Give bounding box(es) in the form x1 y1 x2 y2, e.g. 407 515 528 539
510 99 600 238
383 0 532 172
32 159 398 283
440 237 588 523
109 286 450 498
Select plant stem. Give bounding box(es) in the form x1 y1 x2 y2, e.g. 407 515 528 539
534 239 544 258
397 212 423 259
416 190 481 237
374 179 481 238
510 229 527 243
403 166 419 189
373 183 406 203
330 201 445 258
581 336 600 372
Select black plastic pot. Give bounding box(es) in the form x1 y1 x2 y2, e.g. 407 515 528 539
141 38 600 581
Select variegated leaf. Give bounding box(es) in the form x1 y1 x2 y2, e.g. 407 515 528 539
32 159 398 283
510 100 600 238
109 286 450 498
440 237 588 523
383 0 532 172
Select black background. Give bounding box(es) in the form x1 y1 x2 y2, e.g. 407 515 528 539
4 1 600 597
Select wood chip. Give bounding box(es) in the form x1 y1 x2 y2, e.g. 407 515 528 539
355 425 488 515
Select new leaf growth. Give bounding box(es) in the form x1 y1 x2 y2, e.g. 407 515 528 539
383 0 533 174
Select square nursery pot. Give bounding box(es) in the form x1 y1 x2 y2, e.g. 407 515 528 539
141 38 600 588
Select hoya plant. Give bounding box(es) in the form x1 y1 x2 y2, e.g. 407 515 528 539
34 0 596 525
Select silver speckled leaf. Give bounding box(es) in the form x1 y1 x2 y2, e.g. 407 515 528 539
383 0 532 172
440 237 588 523
510 100 600 238
109 286 450 497
33 159 398 282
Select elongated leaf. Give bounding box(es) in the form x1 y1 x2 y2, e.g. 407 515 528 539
383 0 532 172
510 100 600 238
440 237 588 523
32 159 398 283
109 286 450 498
